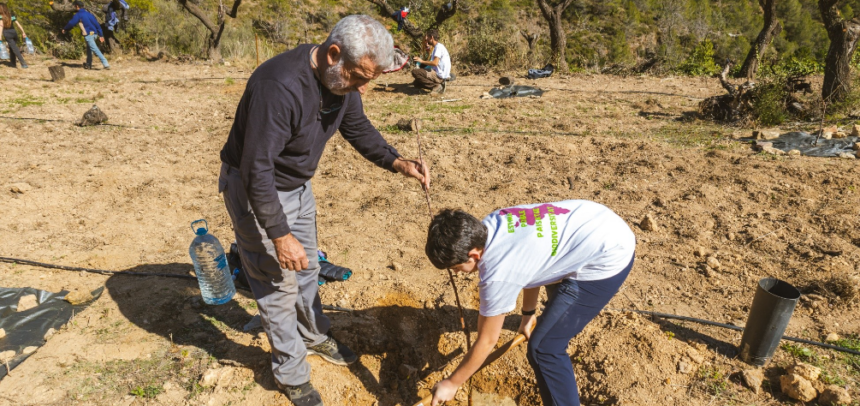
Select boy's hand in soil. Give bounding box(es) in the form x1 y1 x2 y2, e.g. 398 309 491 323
272 233 308 271
518 314 536 340
431 379 458 406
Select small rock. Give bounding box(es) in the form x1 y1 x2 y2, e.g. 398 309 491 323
44 328 56 341
780 373 818 402
9 183 32 194
820 131 834 140
677 360 693 374
480 92 493 100
199 367 223 387
788 149 801 156
391 261 403 272
833 131 848 139
838 152 856 159
398 363 418 379
853 142 860 151
22 346 37 355
64 289 94 305
754 140 773 150
17 294 38 312
693 247 708 257
0 350 15 361
788 363 821 381
686 347 704 364
741 368 764 394
640 214 659 231
825 333 840 342
706 256 721 271
819 385 852 405
0 328 5 339
852 124 860 137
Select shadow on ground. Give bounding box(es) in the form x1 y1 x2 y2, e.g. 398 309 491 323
105 263 515 405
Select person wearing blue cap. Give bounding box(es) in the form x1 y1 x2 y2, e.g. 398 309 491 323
61 0 110 70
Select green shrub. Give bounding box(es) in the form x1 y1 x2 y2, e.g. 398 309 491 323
678 40 721 76
751 79 790 126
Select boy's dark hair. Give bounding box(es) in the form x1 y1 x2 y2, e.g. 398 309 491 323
425 209 487 269
426 29 440 41
73 0 85 8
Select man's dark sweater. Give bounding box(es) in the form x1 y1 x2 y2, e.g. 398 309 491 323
220 44 401 240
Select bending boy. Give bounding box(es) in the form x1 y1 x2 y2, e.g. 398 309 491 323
425 200 636 406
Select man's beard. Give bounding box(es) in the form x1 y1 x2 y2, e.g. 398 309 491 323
322 59 352 95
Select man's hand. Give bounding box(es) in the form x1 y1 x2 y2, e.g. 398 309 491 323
61 29 66 34
393 157 430 191
412 56 423 64
272 233 308 271
99 37 104 43
431 379 458 406
518 314 536 340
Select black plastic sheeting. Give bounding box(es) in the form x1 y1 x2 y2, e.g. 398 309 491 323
768 131 860 157
489 85 544 99
0 286 102 380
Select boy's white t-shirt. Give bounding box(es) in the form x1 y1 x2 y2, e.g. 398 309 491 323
477 200 636 317
430 43 451 79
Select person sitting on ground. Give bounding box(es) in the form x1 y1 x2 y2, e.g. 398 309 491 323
61 1 110 70
424 200 636 406
0 3 28 69
411 29 450 93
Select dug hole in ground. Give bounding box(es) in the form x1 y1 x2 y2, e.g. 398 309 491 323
0 55 858 405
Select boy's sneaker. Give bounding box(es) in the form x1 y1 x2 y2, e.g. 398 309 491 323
104 66 111 70
282 382 323 406
306 335 357 366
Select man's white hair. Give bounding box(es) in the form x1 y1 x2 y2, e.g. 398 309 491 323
324 15 393 69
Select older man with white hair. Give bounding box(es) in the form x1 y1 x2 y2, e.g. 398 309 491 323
219 15 429 406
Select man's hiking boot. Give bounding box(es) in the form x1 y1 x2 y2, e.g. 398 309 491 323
434 81 446 94
307 335 357 366
282 382 323 406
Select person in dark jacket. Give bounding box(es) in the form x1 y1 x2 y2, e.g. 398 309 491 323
61 0 109 70
219 15 429 406
0 3 28 69
101 0 128 53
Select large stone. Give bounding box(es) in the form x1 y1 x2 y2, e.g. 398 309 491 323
788 363 821 381
741 369 764 394
64 289 94 305
17 295 37 312
0 328 5 339
780 373 818 402
754 129 781 140
852 124 860 137
819 385 852 405
77 105 109 127
640 214 659 231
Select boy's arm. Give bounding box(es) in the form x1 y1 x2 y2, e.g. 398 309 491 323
431 314 505 405
518 287 541 340
62 14 81 32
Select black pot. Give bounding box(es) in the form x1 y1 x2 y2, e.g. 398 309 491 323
739 278 801 366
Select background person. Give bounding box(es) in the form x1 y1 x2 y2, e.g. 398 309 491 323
425 200 636 406
411 29 451 93
61 0 110 70
102 0 128 53
219 15 430 406
0 3 28 69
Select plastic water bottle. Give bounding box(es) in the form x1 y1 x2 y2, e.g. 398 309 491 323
24 38 34 55
188 219 236 305
0 42 9 61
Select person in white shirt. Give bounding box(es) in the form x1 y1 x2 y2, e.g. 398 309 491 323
411 29 451 93
424 200 636 406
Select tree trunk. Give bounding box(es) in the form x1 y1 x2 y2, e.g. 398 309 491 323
739 0 781 79
177 0 242 62
536 0 574 72
819 0 860 102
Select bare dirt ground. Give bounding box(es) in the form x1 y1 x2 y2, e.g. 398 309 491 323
0 54 858 406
